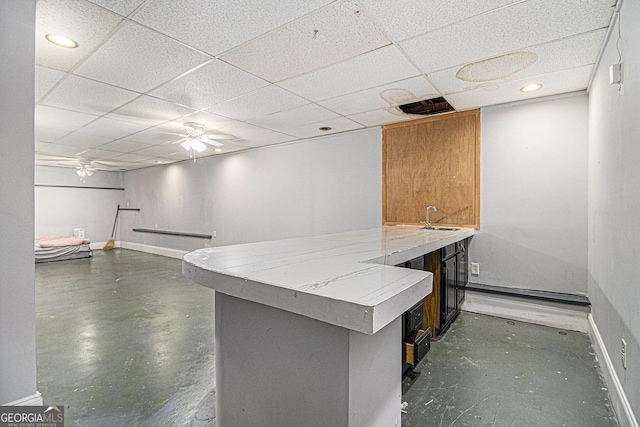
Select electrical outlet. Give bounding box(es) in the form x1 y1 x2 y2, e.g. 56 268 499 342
622 339 627 369
213 230 217 238
471 262 480 275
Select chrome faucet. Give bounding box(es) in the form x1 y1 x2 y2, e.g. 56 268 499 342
426 205 437 226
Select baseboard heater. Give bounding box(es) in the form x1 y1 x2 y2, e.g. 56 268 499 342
132 228 212 239
466 283 590 307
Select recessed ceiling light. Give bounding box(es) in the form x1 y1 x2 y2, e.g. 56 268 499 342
45 34 79 48
319 127 332 131
155 161 163 164
214 148 223 152
520 83 542 93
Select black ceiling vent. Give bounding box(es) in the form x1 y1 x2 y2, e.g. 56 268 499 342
398 97 454 116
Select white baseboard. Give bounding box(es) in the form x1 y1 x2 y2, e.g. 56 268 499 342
461 290 590 332
3 392 43 406
588 314 639 427
119 241 187 259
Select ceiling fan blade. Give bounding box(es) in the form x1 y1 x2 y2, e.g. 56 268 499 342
200 137 224 147
170 137 189 145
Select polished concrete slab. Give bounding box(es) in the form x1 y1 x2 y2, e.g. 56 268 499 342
402 312 619 426
36 249 618 426
36 249 216 426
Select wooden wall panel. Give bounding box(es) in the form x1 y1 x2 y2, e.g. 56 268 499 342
383 110 480 228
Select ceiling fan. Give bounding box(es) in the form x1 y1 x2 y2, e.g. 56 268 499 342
167 122 235 160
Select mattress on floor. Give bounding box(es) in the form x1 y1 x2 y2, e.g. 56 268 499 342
35 243 93 263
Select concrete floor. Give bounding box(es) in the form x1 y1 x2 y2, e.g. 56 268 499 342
36 249 618 426
402 312 619 426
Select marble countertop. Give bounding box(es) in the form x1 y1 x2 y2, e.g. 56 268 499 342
183 226 474 334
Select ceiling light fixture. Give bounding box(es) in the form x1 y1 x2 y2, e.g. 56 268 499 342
214 148 223 152
45 34 78 48
520 83 542 93
76 164 94 177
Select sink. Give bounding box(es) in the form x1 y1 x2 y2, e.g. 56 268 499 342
423 226 459 231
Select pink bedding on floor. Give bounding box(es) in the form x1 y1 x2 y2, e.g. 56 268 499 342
35 236 91 248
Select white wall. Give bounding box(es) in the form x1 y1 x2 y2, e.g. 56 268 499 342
121 128 383 251
470 94 589 295
35 166 124 243
0 1 39 405
588 0 640 420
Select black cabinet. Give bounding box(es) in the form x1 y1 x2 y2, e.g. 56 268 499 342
438 238 471 336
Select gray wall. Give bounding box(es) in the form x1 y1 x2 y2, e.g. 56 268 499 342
35 166 124 243
0 1 38 405
469 94 589 295
588 0 640 417
121 127 383 251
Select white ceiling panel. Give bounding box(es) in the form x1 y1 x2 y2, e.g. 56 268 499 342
247 104 338 132
37 142 88 157
348 108 416 127
107 152 155 163
35 105 99 132
445 65 593 111
78 117 149 139
77 148 122 160
206 85 309 121
86 0 146 16
33 0 615 171
277 45 421 101
35 127 69 143
74 21 210 93
284 117 364 139
429 29 607 95
151 59 269 110
55 132 114 149
40 74 139 116
220 0 390 83
36 0 123 71
360 0 517 42
318 76 439 116
132 0 334 56
401 0 616 74
99 140 152 153
105 95 196 127
35 66 66 102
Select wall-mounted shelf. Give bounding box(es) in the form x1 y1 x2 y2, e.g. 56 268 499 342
132 228 212 239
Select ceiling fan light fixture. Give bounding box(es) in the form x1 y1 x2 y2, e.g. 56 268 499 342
192 139 207 152
45 34 78 48
180 139 192 151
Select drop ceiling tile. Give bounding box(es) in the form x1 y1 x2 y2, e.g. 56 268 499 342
35 105 99 132
170 111 241 133
36 0 123 71
401 0 615 74
429 29 607 95
35 66 66 101
284 117 364 139
119 129 183 145
348 108 416 127
444 65 593 111
247 104 338 132
86 0 146 16
318 76 440 116
37 142 88 157
79 117 149 139
134 145 182 157
360 0 516 42
105 96 196 126
107 153 154 163
277 45 421 101
220 0 390 83
56 132 115 149
242 132 297 148
217 122 274 140
77 148 122 160
133 0 333 56
99 140 153 153
35 127 69 143
41 74 139 116
74 21 210 93
151 59 269 110
205 85 308 121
